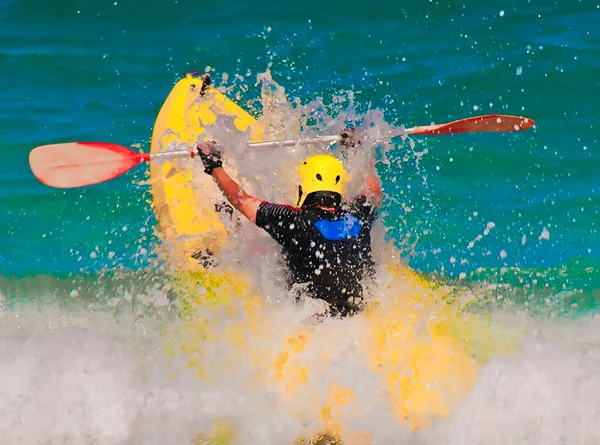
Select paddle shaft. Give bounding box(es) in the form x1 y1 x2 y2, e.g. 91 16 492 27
146 135 343 162
149 112 536 162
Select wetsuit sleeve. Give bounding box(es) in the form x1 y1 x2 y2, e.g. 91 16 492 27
255 202 304 245
349 195 378 226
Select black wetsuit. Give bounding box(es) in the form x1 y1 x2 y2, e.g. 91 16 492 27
255 196 377 316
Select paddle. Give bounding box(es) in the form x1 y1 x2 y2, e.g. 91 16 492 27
29 114 535 189
27 137 341 189
404 114 535 136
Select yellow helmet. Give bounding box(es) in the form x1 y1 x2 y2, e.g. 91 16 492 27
296 154 347 207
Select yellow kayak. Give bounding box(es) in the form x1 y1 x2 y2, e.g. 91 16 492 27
149 72 522 443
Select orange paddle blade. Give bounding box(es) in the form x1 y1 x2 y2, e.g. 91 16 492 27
29 142 150 188
408 114 536 136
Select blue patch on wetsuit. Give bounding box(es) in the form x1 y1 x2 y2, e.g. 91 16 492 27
314 214 362 240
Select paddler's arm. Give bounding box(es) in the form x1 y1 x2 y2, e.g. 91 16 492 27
341 128 383 206
197 141 262 224
211 167 262 223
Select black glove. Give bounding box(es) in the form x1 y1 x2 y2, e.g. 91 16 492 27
196 141 223 175
340 127 360 147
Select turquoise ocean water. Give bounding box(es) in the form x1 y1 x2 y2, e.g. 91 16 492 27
2 0 600 443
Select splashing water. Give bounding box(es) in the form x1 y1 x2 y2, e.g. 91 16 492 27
2 70 600 444
2 291 600 444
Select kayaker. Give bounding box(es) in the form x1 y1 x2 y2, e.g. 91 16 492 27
196 134 382 316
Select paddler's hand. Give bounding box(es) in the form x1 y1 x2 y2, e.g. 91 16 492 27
340 127 360 147
196 141 223 175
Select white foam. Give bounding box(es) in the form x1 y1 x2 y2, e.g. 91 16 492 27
423 317 600 444
1 305 600 444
